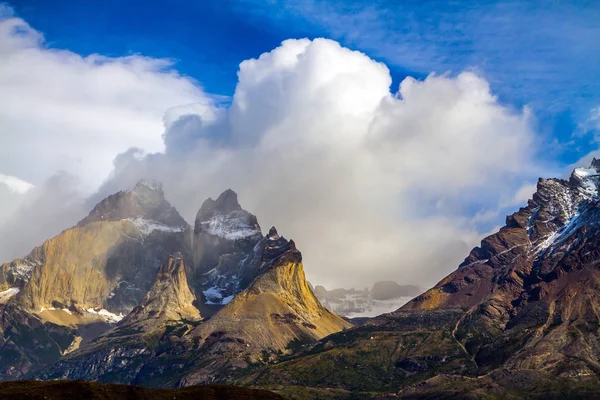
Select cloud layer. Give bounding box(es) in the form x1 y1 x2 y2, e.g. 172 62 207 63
0 10 542 288
0 10 212 189
95 38 539 288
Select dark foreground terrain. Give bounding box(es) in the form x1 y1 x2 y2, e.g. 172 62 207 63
0 381 285 400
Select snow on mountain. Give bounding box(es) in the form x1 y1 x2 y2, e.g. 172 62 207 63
0 287 19 303
86 307 124 323
199 212 261 240
314 281 423 318
128 218 185 235
203 285 235 305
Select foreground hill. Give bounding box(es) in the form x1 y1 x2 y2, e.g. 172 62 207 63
0 380 284 400
245 161 600 398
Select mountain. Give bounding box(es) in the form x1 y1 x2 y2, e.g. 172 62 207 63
0 180 191 380
1 180 190 314
247 161 600 399
192 189 263 312
38 227 350 387
314 281 422 318
39 253 203 384
28 188 349 387
178 227 351 386
121 252 200 323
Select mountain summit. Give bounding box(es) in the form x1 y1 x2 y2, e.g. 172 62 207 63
79 180 187 228
192 189 263 309
123 253 200 323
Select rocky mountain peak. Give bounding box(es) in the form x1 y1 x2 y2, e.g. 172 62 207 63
569 160 600 197
267 226 279 239
196 189 241 221
123 253 200 323
132 179 163 197
194 189 260 240
78 180 187 228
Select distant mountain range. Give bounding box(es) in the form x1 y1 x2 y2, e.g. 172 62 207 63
3 161 600 398
312 281 423 318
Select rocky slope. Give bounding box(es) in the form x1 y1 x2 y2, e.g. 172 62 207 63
1 180 190 315
178 227 351 386
314 281 422 318
247 161 600 399
37 227 350 387
38 253 203 384
121 253 200 323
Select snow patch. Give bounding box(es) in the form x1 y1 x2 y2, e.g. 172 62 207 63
200 213 260 240
573 167 600 197
11 262 35 281
128 218 184 235
86 308 124 323
203 286 235 305
574 167 598 178
136 180 161 191
0 287 19 303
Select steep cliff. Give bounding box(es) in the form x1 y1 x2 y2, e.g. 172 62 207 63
36 254 202 384
0 181 191 381
192 189 263 308
1 180 190 315
123 253 201 323
37 228 350 388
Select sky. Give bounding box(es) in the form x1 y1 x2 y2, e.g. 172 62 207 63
0 0 599 289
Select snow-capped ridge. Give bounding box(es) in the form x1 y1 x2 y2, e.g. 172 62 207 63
570 159 600 198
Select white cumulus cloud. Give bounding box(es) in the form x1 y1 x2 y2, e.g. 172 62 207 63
94 38 540 288
0 9 213 190
0 7 543 289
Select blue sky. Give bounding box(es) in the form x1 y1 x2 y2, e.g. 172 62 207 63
10 0 600 168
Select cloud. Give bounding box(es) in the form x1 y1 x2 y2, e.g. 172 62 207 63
95 38 539 288
0 7 214 190
0 172 87 261
0 7 543 288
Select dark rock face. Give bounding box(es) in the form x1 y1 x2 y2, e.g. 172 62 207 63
192 190 263 307
0 303 75 380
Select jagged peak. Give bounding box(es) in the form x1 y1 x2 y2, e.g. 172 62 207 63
569 160 600 197
215 189 242 212
78 181 187 228
132 179 163 194
194 189 261 240
123 253 200 323
267 226 279 239
197 189 241 219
